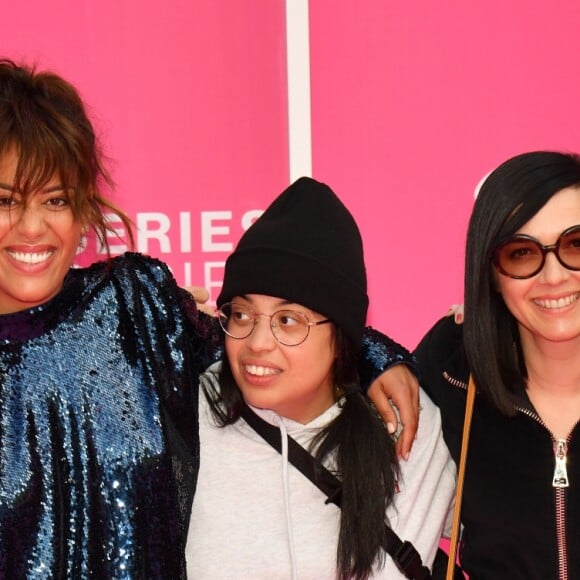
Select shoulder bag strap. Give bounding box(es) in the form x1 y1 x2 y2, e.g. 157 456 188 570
240 402 432 580
445 374 476 579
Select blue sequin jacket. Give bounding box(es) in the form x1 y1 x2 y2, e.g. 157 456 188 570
0 253 414 579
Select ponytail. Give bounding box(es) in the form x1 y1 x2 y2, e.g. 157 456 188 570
312 331 399 580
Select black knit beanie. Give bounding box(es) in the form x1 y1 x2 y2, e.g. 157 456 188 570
217 177 368 348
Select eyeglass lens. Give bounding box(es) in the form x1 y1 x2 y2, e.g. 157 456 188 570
218 303 311 346
494 226 580 279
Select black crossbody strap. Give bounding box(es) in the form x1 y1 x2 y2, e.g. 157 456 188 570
240 402 432 580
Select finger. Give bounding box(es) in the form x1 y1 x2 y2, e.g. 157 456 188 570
445 303 461 317
395 389 420 460
185 286 210 304
445 303 464 324
369 387 398 435
395 415 418 460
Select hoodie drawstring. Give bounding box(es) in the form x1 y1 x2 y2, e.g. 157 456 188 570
274 415 298 580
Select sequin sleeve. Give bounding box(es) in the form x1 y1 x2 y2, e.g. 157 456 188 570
108 252 222 448
176 286 223 370
358 326 419 391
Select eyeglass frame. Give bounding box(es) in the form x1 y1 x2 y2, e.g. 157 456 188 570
216 302 332 346
492 224 580 279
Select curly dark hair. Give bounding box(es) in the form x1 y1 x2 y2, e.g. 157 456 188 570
0 58 133 253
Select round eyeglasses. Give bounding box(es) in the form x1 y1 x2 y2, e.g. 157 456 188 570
493 225 580 279
217 302 331 346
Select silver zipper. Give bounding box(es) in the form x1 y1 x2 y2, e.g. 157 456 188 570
514 407 572 580
553 439 569 488
555 487 569 580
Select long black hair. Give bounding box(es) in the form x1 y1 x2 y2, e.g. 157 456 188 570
464 150 580 414
202 326 399 580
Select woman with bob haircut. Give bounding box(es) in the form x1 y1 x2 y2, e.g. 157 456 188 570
378 151 580 579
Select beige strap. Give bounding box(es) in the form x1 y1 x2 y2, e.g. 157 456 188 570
446 374 476 579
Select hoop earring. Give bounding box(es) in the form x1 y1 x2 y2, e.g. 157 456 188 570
76 233 88 255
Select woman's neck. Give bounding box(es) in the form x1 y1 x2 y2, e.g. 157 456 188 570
521 330 580 438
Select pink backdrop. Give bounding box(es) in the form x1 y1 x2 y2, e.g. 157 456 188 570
4 0 580 348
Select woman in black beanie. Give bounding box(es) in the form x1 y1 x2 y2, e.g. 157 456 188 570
185 177 455 579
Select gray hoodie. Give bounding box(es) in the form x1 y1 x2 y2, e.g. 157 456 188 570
186 362 455 579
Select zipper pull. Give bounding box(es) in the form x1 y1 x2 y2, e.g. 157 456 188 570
553 439 569 488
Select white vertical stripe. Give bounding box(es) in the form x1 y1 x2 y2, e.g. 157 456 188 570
285 0 312 181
